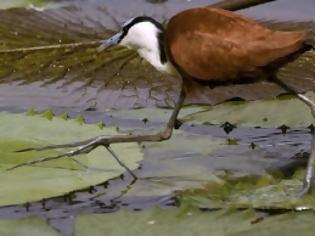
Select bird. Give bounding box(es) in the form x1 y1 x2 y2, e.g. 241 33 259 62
12 7 315 195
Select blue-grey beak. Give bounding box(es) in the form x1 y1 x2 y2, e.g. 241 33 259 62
98 32 123 52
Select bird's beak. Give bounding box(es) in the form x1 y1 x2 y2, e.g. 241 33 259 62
98 32 123 52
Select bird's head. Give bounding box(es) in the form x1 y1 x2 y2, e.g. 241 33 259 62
98 16 165 52
98 16 179 76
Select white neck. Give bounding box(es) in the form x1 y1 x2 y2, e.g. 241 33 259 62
120 21 179 77
137 47 178 76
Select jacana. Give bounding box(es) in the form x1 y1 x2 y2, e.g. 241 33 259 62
13 7 315 195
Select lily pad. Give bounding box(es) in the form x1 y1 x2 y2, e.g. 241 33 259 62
0 111 142 206
89 122 311 210
107 92 315 128
75 207 315 236
180 174 315 210
109 132 226 199
0 216 59 236
0 0 47 9
182 92 315 128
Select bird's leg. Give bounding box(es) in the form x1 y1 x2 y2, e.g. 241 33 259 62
105 145 137 179
273 77 315 195
9 83 186 175
299 133 315 196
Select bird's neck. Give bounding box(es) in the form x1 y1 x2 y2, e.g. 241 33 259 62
136 31 179 77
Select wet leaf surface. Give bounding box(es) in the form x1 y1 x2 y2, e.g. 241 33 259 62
181 92 315 128
0 107 312 235
0 0 47 9
0 216 59 236
75 207 315 236
106 92 315 128
0 111 142 206
180 176 315 210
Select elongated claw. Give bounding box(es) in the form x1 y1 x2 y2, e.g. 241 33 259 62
10 135 140 179
16 138 96 152
105 145 137 179
8 139 100 171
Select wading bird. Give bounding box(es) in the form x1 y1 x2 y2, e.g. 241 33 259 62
12 7 315 194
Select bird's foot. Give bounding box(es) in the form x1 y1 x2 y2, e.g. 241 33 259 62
9 134 139 179
299 152 315 196
8 128 173 179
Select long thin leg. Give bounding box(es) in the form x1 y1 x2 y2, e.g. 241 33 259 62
299 133 315 196
9 82 186 172
105 145 138 179
273 77 315 195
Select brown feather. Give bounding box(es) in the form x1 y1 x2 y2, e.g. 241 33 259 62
166 8 306 82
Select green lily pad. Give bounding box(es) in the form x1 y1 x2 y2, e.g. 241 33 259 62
0 0 47 9
107 106 208 123
180 171 315 210
0 216 59 236
115 132 226 198
91 123 310 209
108 93 315 128
75 207 315 236
181 92 315 128
0 111 142 206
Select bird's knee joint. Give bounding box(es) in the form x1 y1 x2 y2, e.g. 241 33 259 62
159 128 172 141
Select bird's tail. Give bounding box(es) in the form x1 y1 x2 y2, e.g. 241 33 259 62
305 29 315 48
261 20 315 49
256 20 315 93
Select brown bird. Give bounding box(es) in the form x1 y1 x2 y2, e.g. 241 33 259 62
13 7 315 194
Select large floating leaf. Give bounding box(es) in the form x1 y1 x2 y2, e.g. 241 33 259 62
0 1 314 110
105 132 226 200
108 92 315 128
0 112 142 206
182 92 315 128
75 207 315 236
0 0 46 9
89 124 311 209
0 111 312 234
0 216 59 236
180 175 315 210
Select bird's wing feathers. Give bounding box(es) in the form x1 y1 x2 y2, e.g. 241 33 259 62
166 8 305 82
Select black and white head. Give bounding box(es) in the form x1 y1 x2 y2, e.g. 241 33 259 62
99 16 177 75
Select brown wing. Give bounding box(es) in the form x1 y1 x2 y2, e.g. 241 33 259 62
166 7 306 82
